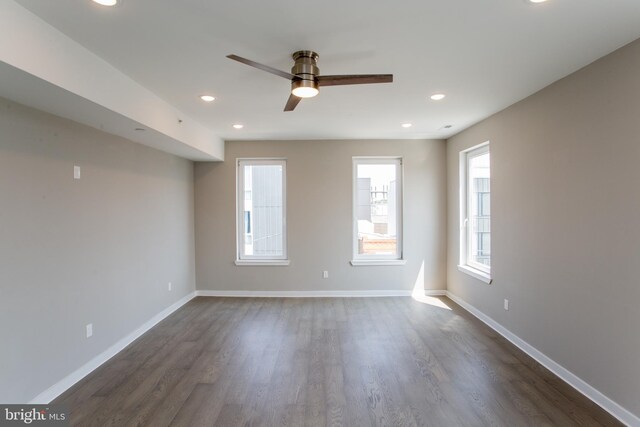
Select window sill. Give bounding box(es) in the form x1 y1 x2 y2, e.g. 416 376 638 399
457 265 492 284
350 259 407 267
235 260 290 267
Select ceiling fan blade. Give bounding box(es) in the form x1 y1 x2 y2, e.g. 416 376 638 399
284 93 302 112
226 54 294 80
318 74 393 86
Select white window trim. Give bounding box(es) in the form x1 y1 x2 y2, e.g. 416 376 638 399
457 264 492 284
236 158 289 265
351 157 404 265
235 260 291 267
459 142 491 282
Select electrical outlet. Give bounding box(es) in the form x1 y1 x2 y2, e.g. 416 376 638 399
168 282 172 291
86 323 93 338
322 271 329 279
74 166 81 180
504 299 509 311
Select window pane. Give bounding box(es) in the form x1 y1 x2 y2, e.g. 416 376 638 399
356 163 398 257
468 152 490 267
242 163 284 257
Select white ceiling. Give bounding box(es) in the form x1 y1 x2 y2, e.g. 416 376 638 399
14 0 640 141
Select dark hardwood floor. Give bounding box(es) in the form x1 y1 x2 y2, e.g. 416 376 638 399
54 296 621 426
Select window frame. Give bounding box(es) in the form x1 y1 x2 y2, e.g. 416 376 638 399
236 158 288 265
459 142 491 282
351 157 405 265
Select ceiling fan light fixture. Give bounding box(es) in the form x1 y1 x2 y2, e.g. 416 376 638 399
292 87 319 98
291 79 319 98
92 0 118 6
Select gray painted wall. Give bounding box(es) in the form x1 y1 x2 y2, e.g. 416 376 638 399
195 139 446 293
447 39 640 417
0 98 196 403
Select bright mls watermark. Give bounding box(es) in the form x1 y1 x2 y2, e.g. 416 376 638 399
0 405 68 426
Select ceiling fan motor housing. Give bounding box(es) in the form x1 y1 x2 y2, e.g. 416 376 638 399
291 50 319 94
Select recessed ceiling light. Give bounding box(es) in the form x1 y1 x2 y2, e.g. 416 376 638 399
92 0 118 6
200 95 215 102
528 0 548 3
233 124 244 129
401 123 412 128
430 93 446 101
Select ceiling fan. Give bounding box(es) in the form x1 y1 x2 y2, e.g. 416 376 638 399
226 50 393 111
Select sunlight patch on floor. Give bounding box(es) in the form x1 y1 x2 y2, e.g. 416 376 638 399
411 293 452 310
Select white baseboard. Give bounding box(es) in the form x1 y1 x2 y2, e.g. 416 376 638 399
29 291 197 404
445 291 639 427
423 290 447 296
195 289 417 298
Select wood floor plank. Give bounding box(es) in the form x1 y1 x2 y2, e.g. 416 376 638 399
169 383 226 427
123 368 187 427
54 296 623 427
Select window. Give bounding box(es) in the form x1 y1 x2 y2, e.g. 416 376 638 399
351 158 405 265
236 159 288 265
459 143 491 282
